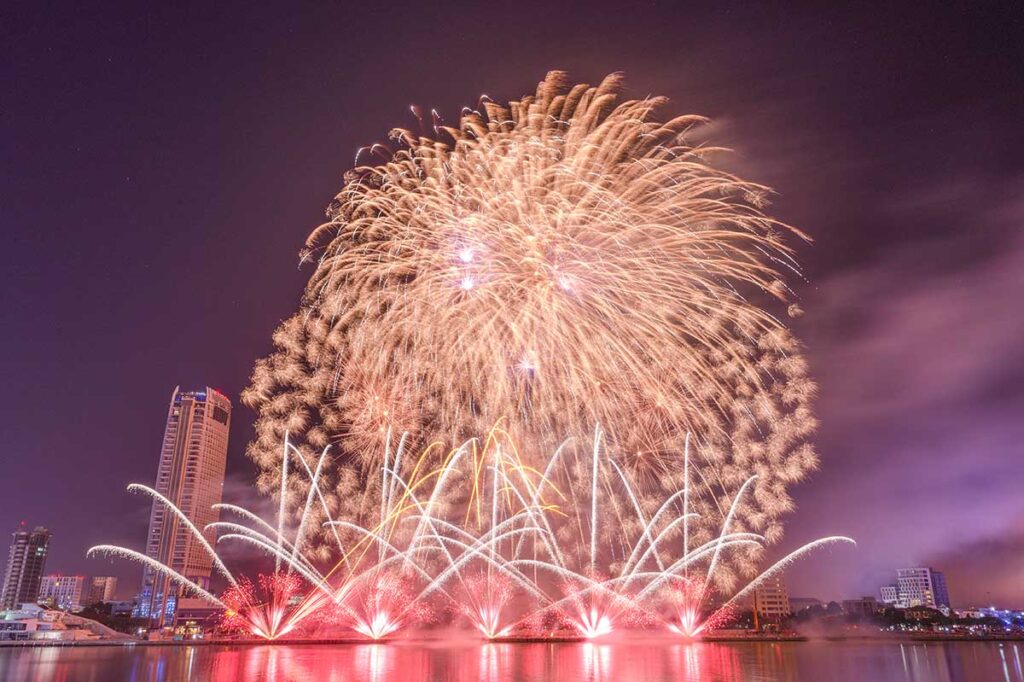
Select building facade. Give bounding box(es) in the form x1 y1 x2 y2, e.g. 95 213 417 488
788 596 823 613
897 567 949 609
842 596 881 617
879 567 951 609
38 575 86 611
136 387 231 626
1 527 52 611
85 576 118 604
753 576 791 622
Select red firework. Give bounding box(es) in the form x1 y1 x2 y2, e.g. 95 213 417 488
455 571 515 638
219 572 326 640
559 572 651 639
335 570 431 640
664 577 736 638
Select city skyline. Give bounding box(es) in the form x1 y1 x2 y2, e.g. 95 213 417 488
2 2 1022 610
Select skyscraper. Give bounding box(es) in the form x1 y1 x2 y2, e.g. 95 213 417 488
136 387 230 626
1 526 51 611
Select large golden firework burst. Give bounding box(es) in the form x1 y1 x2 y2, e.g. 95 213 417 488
244 72 818 562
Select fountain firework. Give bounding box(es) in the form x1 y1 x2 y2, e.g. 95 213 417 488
89 429 852 641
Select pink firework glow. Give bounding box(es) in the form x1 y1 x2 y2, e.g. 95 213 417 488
559 574 650 639
337 571 430 640
457 572 515 639
220 573 326 640
664 577 736 638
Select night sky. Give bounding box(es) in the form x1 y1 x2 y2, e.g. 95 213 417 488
3 2 1022 607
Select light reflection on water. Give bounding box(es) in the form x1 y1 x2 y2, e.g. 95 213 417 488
1 640 1022 682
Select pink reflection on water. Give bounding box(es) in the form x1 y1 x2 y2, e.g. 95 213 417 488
3 641 1021 681
209 639 752 682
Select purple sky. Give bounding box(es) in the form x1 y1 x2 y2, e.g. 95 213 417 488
3 2 1022 606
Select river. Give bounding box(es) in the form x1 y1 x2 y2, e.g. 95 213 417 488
1 639 1022 681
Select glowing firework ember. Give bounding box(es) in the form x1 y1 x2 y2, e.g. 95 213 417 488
243 71 818 562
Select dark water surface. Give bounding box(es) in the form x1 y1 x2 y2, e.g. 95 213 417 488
1 639 1022 681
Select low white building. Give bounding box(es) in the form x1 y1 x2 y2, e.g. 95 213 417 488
0 603 125 641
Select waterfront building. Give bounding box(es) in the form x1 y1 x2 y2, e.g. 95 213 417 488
174 597 223 638
880 584 899 606
878 567 950 609
108 600 136 616
135 387 231 626
1 526 52 610
960 606 1024 622
789 596 823 613
842 596 881 617
753 575 791 621
897 567 949 609
85 576 118 604
0 603 111 641
38 575 85 611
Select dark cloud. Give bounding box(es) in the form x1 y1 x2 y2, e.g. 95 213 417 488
927 525 1024 607
783 179 1024 605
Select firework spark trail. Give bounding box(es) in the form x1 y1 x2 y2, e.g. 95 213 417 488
725 536 857 606
243 72 820 562
276 437 289 574
86 545 225 607
126 484 238 588
290 443 332 568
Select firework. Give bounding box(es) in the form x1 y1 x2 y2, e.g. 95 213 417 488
243 72 818 559
220 573 325 640
89 73 846 644
88 432 851 641
664 577 735 638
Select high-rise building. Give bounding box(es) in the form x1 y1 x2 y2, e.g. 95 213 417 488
1 526 52 610
135 387 231 626
879 567 951 609
896 567 949 609
38 575 86 611
753 575 791 622
85 576 118 604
